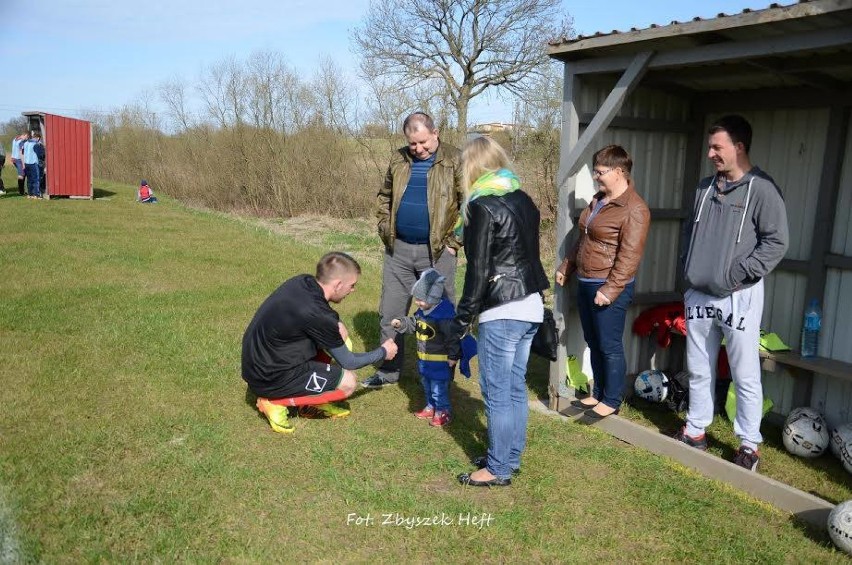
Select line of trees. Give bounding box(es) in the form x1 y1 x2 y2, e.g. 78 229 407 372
78 0 571 253
89 53 562 219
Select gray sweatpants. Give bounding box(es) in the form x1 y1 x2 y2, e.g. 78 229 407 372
377 240 457 380
684 280 764 449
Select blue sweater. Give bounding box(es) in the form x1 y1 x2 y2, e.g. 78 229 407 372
394 154 434 243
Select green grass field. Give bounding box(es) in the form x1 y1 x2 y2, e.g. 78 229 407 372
0 175 849 562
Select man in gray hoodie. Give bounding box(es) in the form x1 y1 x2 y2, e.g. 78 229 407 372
676 115 788 472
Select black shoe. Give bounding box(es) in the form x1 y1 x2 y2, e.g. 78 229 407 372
672 427 709 451
732 446 760 472
360 373 398 389
457 472 511 487
472 456 520 476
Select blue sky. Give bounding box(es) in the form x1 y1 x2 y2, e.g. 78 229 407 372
0 0 780 127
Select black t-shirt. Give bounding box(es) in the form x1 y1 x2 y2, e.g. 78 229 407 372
242 274 344 396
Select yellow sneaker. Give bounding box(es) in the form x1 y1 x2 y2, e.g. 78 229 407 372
298 402 351 419
256 398 295 434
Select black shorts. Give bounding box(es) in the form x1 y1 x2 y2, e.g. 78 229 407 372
270 361 344 399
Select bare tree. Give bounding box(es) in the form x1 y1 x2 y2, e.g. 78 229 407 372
352 0 572 135
313 56 357 133
159 78 195 133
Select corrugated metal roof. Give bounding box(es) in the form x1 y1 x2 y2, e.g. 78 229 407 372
551 1 820 48
548 0 852 59
548 0 852 93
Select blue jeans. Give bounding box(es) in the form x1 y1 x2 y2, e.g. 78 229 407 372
421 375 450 412
478 319 538 480
24 163 41 197
576 281 635 410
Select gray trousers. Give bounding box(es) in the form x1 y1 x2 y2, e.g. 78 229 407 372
377 240 457 379
684 280 764 448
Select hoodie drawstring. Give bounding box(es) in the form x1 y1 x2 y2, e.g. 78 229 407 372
736 177 754 244
693 175 715 224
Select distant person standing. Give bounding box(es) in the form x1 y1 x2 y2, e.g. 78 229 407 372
0 141 5 195
363 112 464 389
11 131 27 195
137 180 158 203
21 131 43 200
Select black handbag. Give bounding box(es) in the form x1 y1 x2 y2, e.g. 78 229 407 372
531 307 558 361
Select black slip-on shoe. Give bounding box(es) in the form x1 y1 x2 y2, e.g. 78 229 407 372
360 373 399 389
457 472 511 487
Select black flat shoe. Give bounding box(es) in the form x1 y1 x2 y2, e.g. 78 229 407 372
457 472 511 487
570 399 598 409
472 456 520 476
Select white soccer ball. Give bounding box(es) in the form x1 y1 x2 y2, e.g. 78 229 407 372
633 370 669 403
782 407 829 458
841 442 852 475
828 500 852 555
830 423 852 459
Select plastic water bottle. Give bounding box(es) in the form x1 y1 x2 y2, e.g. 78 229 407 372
800 299 821 358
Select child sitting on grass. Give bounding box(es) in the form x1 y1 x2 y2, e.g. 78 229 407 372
138 179 158 203
391 268 460 427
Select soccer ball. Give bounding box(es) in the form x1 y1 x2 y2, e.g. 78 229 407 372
782 407 829 458
634 370 669 403
827 500 852 555
830 423 852 459
841 442 852 475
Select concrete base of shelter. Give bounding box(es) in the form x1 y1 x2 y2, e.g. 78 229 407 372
533 398 834 530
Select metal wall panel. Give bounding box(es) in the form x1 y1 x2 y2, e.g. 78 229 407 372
761 270 808 351
810 261 852 429
831 113 852 255
44 113 92 198
760 270 808 419
824 269 852 363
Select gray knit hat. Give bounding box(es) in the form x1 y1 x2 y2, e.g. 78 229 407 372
412 268 446 305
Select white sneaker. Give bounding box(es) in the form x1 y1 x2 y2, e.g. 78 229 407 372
0 190 5 195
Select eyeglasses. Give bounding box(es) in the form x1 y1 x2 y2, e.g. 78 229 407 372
592 168 614 178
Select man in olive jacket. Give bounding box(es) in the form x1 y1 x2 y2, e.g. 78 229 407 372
363 112 464 388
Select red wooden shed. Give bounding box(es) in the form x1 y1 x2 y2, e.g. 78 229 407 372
22 111 93 199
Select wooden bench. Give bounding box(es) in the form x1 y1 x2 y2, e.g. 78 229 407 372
759 350 852 413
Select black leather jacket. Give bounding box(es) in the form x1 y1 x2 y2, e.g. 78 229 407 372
455 190 549 332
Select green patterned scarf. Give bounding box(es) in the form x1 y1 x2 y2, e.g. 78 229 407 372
453 168 521 239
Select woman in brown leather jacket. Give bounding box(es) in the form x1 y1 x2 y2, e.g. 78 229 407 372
556 145 650 418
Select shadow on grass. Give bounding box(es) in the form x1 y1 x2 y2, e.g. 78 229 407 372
526 353 551 401
443 377 489 466
351 310 381 351
243 386 272 426
93 187 116 199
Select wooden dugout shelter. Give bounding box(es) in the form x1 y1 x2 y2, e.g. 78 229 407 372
547 0 852 428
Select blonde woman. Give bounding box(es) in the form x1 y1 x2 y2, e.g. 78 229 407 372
454 136 549 487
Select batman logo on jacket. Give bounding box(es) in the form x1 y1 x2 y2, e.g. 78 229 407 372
416 320 436 340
